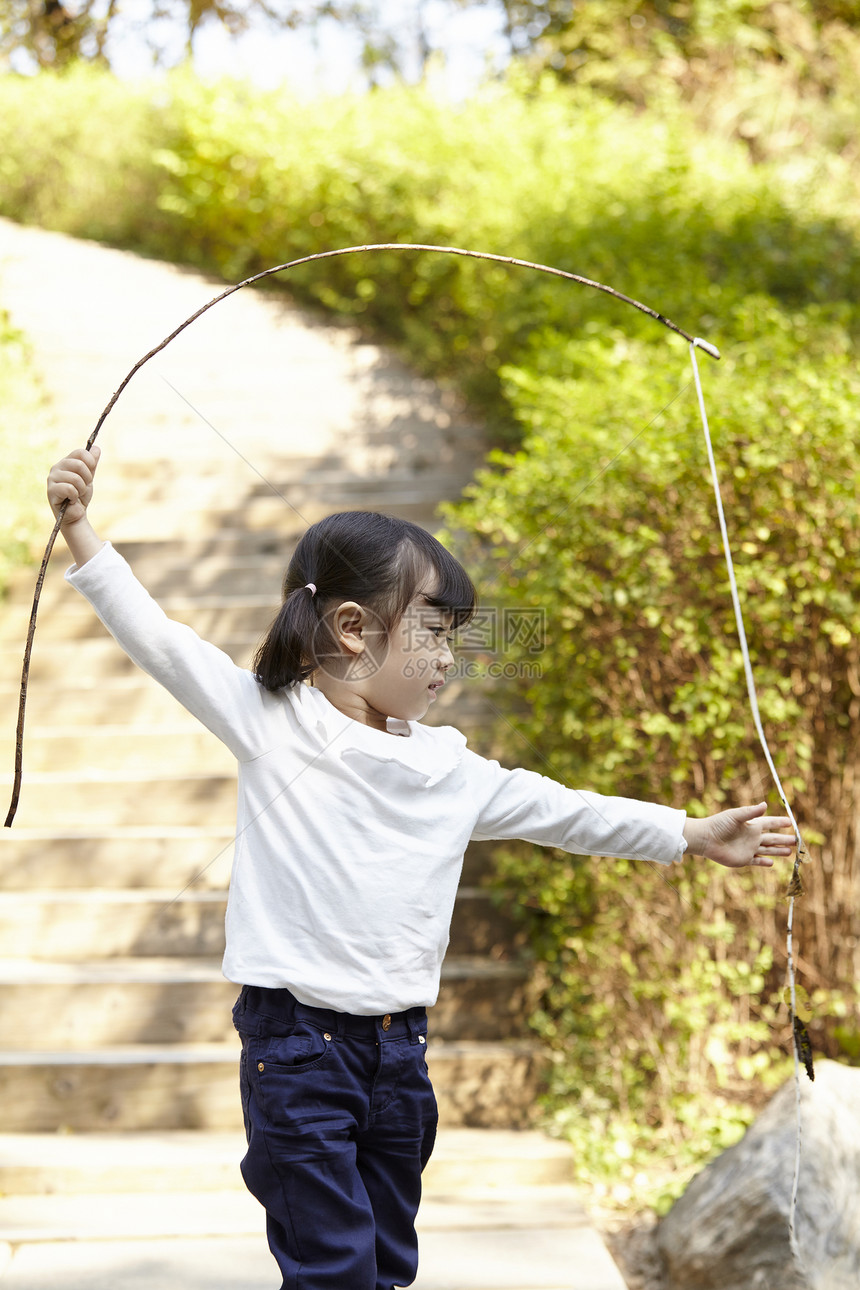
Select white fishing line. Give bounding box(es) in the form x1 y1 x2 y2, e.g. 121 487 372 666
690 338 807 1264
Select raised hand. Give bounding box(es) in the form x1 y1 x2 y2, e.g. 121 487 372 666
47 446 101 526
47 446 104 567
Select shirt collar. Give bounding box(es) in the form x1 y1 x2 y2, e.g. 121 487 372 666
293 683 466 788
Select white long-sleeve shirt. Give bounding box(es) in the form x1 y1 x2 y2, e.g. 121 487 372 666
67 542 687 1014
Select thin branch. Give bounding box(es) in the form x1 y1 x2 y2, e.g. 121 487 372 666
5 241 718 826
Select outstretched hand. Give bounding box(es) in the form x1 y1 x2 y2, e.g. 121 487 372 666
683 802 797 869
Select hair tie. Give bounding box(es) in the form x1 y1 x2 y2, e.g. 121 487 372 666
304 583 317 597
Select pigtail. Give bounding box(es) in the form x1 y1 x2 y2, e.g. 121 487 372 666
253 586 320 690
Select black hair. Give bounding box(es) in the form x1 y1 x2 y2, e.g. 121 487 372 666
252 511 477 691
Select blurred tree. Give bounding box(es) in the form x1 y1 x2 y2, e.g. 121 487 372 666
0 0 105 67
0 0 401 72
3 0 857 89
494 0 860 93
0 0 484 76
7 0 856 79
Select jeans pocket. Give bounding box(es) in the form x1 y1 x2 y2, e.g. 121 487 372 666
250 1025 336 1128
258 1021 334 1073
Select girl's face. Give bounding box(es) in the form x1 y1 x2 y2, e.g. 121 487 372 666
312 575 460 730
360 591 456 723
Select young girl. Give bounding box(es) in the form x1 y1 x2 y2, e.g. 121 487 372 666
48 446 795 1290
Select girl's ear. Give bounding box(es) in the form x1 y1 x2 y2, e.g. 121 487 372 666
331 601 367 655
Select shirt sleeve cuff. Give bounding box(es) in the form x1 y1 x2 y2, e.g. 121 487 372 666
65 538 115 585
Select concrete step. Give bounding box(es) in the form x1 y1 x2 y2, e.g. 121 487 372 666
103 557 289 603
0 885 517 960
0 1042 244 1132
10 540 298 604
0 1127 575 1197
0 959 239 1048
112 530 305 567
0 893 230 960
113 529 306 567
3 571 286 622
0 831 500 891
0 1223 629 1290
0 1039 547 1131
0 1130 634 1290
0 676 217 727
0 829 236 891
0 1188 265 1242
0 1140 629 1290
9 488 452 567
0 955 533 1047
245 468 479 505
228 479 470 532
0 636 258 684
0 1183 591 1243
430 1041 548 1130
0 580 276 647
8 725 236 776
5 773 238 830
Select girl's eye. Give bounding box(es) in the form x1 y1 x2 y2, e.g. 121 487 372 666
430 627 455 643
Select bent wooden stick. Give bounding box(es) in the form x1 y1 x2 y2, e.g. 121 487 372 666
5 241 719 826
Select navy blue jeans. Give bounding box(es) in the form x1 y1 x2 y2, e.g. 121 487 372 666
233 985 438 1290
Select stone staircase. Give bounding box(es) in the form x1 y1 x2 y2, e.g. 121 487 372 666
0 478 545 1148
0 220 634 1287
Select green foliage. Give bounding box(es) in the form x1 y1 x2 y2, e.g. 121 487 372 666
0 72 162 243
516 0 860 179
0 314 55 596
513 2 860 105
1 66 859 434
452 304 860 800
444 296 860 1205
521 0 855 79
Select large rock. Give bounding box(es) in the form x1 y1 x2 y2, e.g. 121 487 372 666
657 1060 860 1290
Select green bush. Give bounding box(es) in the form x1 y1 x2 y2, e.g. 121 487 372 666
0 72 160 245
1 67 859 432
442 297 860 1207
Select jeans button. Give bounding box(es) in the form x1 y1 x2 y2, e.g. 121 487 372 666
382 1014 392 1031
